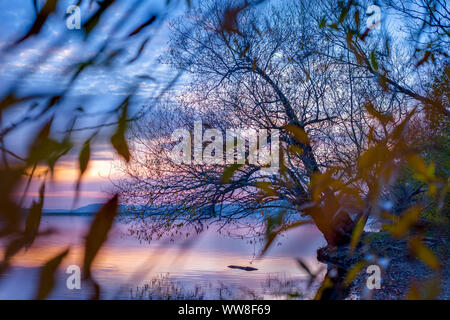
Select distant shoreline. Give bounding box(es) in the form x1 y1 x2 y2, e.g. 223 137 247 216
41 211 95 216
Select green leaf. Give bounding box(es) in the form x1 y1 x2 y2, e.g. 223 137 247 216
329 23 339 30
370 50 378 71
255 181 278 197
319 17 326 29
221 164 242 184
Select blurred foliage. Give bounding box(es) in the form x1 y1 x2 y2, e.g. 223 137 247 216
0 0 197 299
0 0 448 300
255 0 449 300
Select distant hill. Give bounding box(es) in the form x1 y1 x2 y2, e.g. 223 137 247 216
41 203 131 216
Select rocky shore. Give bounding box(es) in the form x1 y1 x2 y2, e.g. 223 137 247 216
317 231 449 300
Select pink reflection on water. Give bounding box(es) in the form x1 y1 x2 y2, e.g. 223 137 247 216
0 216 327 299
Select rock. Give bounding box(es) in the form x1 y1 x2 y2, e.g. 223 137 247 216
227 265 258 271
317 243 363 270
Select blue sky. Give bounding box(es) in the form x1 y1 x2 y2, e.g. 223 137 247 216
0 0 188 209
0 0 418 209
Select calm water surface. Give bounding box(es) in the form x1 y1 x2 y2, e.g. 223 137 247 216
0 216 327 299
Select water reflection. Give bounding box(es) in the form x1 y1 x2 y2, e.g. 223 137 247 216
0 216 327 299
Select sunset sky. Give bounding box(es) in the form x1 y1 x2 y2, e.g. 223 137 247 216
0 0 185 209
0 0 405 209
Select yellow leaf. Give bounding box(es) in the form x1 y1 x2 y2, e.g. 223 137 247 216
358 144 387 170
314 277 333 300
428 183 437 195
409 237 441 270
288 145 303 155
344 261 366 286
408 154 428 176
283 124 310 145
407 282 421 300
309 171 333 201
383 206 421 238
255 181 278 197
426 162 435 178
350 216 366 253
407 277 441 299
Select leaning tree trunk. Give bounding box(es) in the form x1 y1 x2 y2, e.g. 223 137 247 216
250 60 357 248
293 130 357 248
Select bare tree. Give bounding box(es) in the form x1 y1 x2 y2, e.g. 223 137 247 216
116 0 421 247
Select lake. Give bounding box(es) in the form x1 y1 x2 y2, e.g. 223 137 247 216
0 216 327 299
